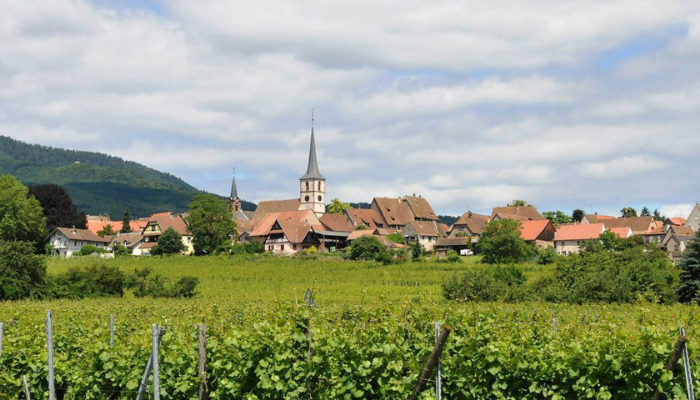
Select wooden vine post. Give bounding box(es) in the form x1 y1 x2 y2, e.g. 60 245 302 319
198 323 208 400
408 324 452 400
652 335 687 400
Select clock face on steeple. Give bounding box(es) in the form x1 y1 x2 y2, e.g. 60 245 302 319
305 195 310 201
318 195 322 202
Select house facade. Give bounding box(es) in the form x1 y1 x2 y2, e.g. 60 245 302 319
47 227 112 258
554 223 606 255
140 212 193 255
685 205 700 232
402 220 446 251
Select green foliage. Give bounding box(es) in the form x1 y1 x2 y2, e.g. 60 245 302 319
349 235 384 260
640 207 651 217
442 267 514 302
620 207 638 218
28 183 86 230
96 224 116 237
374 250 394 265
120 207 132 233
112 244 131 256
354 224 368 230
446 249 462 263
187 194 236 255
535 246 558 265
0 135 201 217
508 199 532 207
51 263 125 298
0 174 47 244
230 242 265 255
542 210 572 225
78 245 108 256
386 233 405 244
678 229 700 303
327 198 350 215
572 208 585 223
0 240 47 300
411 242 424 260
477 219 531 264
157 227 185 254
128 267 199 298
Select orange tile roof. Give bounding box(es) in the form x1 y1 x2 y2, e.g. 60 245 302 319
519 220 553 241
669 217 687 226
555 223 605 241
346 229 378 241
608 227 632 238
142 213 190 236
86 220 144 235
52 227 111 243
250 210 320 237
253 199 301 223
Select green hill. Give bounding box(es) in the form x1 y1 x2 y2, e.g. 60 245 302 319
0 136 254 218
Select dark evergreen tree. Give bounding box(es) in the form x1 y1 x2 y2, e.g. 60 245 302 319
572 209 585 223
640 207 651 217
678 230 700 303
120 207 132 233
28 184 86 230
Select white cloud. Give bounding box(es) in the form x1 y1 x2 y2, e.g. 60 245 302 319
660 204 695 218
1 0 700 216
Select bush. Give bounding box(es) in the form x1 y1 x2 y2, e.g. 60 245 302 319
51 263 125 299
128 267 200 298
375 251 394 265
350 236 384 260
442 268 507 302
446 250 462 263
477 219 532 264
157 227 185 254
230 242 265 255
79 245 107 256
0 240 47 300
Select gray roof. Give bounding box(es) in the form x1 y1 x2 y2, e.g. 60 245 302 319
300 128 325 180
230 172 238 199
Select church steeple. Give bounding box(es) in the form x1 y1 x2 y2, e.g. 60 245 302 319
300 111 325 181
299 110 326 215
229 168 242 212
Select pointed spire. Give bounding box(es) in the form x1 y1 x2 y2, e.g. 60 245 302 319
230 168 238 199
300 110 325 180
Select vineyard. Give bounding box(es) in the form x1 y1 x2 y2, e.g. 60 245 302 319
0 255 697 399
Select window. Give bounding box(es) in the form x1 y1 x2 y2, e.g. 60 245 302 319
305 182 309 190
318 181 321 191
281 244 285 251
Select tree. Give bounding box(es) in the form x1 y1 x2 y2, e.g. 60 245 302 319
542 210 572 225
678 230 700 303
28 184 86 231
477 219 531 264
120 208 132 233
349 235 384 260
0 175 47 244
508 199 534 207
0 240 47 300
620 207 637 218
640 207 651 217
327 198 351 215
157 227 185 255
186 194 236 254
572 209 585 223
97 224 116 237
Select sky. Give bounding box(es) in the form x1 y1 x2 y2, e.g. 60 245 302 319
1 0 700 218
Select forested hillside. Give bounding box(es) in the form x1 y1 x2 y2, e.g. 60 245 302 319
0 136 255 218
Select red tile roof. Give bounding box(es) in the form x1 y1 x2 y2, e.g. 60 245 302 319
253 199 301 223
346 208 385 229
87 220 145 235
373 197 414 227
452 211 490 235
608 227 632 238
668 217 687 226
519 220 553 241
142 213 190 236
602 216 655 235
319 214 354 232
402 195 438 221
250 210 321 237
555 223 605 241
584 214 615 223
52 227 111 243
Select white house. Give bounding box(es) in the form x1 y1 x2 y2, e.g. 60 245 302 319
47 227 112 258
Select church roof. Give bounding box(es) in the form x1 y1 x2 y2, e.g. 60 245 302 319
253 199 301 223
300 128 325 181
230 172 238 199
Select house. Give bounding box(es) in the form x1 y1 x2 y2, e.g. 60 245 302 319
685 204 700 232
319 213 354 232
110 232 145 255
370 195 440 231
449 211 490 238
581 214 615 224
662 225 696 263
601 216 656 236
47 226 112 258
140 212 193 255
345 208 385 229
643 221 666 244
608 227 633 239
553 223 606 255
402 220 446 252
250 210 325 253
434 237 471 258
666 217 687 227
490 206 545 221
519 220 556 248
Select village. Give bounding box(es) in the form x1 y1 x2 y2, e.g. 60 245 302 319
44 127 700 264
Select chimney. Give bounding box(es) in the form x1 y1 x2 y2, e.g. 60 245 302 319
71 225 76 234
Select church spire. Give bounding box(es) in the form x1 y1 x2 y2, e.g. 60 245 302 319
230 168 238 199
300 110 325 181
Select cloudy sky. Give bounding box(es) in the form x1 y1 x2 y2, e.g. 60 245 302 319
2 0 700 217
